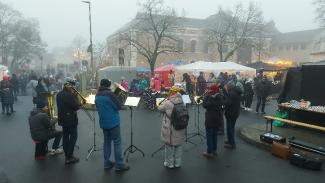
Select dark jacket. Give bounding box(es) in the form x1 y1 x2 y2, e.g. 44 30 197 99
256 79 271 98
244 82 254 97
28 109 52 141
225 86 242 120
0 80 14 104
95 87 122 129
202 93 224 128
197 76 207 96
56 89 80 127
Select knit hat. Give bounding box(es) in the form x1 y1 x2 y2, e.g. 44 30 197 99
100 79 111 88
207 84 219 95
168 86 181 96
2 75 9 81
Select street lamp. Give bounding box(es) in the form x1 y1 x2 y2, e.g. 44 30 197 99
82 1 94 87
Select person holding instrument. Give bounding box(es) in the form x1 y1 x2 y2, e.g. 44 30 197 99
95 79 130 172
56 79 85 165
202 84 224 158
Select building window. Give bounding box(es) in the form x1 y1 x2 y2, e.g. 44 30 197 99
177 39 184 52
191 40 197 53
203 40 209 53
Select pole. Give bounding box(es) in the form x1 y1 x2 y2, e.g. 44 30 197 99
82 1 94 88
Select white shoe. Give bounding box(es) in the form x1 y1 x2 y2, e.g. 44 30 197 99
49 149 64 156
247 108 252 111
163 161 174 169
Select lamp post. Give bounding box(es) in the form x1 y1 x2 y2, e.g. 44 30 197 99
82 1 94 87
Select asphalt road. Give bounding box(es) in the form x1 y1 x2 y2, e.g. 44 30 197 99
0 96 324 183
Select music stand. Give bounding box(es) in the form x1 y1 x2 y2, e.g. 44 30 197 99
187 96 206 142
84 96 102 160
123 97 145 162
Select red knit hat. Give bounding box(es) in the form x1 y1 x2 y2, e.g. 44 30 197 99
207 84 219 95
3 75 9 81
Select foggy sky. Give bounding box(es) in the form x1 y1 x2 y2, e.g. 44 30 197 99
2 0 318 51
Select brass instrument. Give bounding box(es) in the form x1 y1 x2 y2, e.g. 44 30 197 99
46 91 57 120
194 90 209 105
111 82 128 104
68 86 88 105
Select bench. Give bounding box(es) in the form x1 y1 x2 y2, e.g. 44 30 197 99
264 115 325 132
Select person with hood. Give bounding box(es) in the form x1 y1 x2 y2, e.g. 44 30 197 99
95 79 129 172
255 75 271 114
158 86 186 168
243 79 254 111
0 75 15 115
224 83 242 148
35 77 49 109
28 104 63 159
197 72 207 96
202 84 224 157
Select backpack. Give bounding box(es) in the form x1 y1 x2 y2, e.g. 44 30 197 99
171 103 189 130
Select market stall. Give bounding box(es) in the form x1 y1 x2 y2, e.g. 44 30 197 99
154 64 175 88
174 61 256 82
278 61 325 127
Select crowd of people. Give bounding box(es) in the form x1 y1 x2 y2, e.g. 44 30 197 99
17 68 275 173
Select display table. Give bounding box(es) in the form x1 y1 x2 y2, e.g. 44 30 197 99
278 103 325 128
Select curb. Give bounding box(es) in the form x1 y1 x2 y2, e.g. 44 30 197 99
238 127 272 152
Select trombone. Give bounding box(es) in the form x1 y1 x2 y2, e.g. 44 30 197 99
193 90 209 105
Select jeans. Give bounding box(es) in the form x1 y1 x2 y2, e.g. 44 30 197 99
103 126 124 168
62 126 78 159
206 127 217 153
226 117 237 145
164 144 182 167
256 96 266 113
45 131 63 150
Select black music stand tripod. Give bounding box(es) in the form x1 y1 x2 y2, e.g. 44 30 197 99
84 105 102 160
187 100 206 141
123 97 145 162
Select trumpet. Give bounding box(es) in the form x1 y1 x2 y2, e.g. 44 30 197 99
66 85 88 105
193 90 209 104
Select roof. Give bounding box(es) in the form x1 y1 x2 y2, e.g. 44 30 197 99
272 29 322 45
302 60 325 66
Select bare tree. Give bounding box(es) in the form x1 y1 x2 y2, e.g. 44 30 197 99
120 0 180 75
207 2 264 62
93 41 109 66
252 24 268 62
314 0 325 27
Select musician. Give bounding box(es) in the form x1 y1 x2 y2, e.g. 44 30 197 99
28 103 63 159
56 80 83 165
95 79 129 172
202 84 224 158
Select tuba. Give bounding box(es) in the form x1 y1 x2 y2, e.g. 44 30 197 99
111 82 128 104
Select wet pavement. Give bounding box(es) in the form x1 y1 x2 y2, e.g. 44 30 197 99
0 96 324 183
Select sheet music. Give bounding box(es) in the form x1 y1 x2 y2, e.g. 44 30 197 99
124 97 141 107
182 95 191 104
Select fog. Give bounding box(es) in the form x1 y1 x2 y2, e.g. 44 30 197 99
2 0 318 50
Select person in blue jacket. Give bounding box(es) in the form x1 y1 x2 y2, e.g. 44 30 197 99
95 79 129 172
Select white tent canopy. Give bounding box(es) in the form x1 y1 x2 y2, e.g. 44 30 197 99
174 61 256 82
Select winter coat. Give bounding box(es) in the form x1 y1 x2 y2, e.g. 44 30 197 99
28 109 53 141
0 80 14 104
95 87 122 129
244 82 254 97
256 79 272 98
202 93 225 128
197 76 207 96
35 82 49 107
158 93 186 146
225 86 242 120
56 89 80 127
